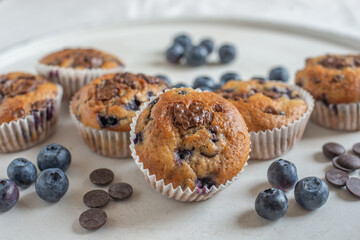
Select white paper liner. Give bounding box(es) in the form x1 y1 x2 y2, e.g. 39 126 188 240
311 101 360 131
36 63 124 100
69 103 131 158
0 85 63 153
129 88 250 202
249 85 314 160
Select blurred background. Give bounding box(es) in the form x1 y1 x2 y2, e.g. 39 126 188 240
1 0 360 51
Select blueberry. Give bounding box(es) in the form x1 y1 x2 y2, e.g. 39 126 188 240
199 39 214 54
294 177 329 210
7 158 37 188
173 34 192 50
193 76 216 89
37 143 71 172
195 177 216 190
255 188 288 220
97 114 119 127
267 159 298 191
0 179 19 211
35 168 69 202
156 74 171 85
269 66 289 82
166 44 185 64
172 83 189 88
185 46 208 67
218 44 236 64
220 72 241 86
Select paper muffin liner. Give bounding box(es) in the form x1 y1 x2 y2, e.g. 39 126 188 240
36 63 124 100
0 85 63 153
69 103 131 158
129 88 250 202
249 85 314 160
311 101 360 131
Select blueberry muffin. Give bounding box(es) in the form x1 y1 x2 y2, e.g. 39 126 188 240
70 72 169 157
36 48 125 99
217 79 308 132
133 88 250 192
296 54 360 130
0 72 62 152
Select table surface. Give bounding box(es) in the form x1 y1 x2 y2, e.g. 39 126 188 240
0 20 359 240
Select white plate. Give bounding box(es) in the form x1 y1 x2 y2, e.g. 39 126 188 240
0 19 359 240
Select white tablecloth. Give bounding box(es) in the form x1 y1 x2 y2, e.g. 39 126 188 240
1 0 360 51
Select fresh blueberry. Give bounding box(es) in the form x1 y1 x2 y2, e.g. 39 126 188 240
166 44 185 64
172 83 189 88
185 45 208 67
269 66 289 82
294 177 329 210
199 39 214 54
220 72 241 86
218 44 236 64
7 158 37 188
193 76 216 89
173 34 192 50
37 143 71 172
213 84 222 90
156 74 171 85
255 188 288 220
35 168 69 202
0 179 19 212
267 159 298 191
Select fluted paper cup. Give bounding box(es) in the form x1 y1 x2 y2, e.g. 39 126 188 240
311 101 360 131
36 63 124 100
69 104 131 158
250 85 314 160
129 88 250 202
0 85 63 153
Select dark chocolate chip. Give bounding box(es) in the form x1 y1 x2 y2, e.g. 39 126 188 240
352 143 360 156
318 55 352 69
264 106 278 115
346 177 360 198
325 168 349 187
79 208 107 230
201 150 218 158
83 190 110 208
214 104 223 112
332 156 352 172
134 132 143 144
96 79 119 100
322 142 345 159
336 154 360 170
108 182 133 200
90 168 114 186
97 115 119 128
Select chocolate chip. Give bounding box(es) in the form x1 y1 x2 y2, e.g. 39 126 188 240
174 149 192 164
97 115 119 128
79 208 107 230
201 150 218 158
108 182 133 200
346 177 360 198
11 108 25 118
322 142 345 159
352 143 360 156
264 106 277 115
318 55 352 69
137 73 160 84
89 168 114 186
325 168 349 187
134 132 143 144
263 90 282 100
336 154 360 170
96 79 119 100
195 177 216 190
83 190 110 208
214 104 223 112
172 102 213 130
332 156 352 172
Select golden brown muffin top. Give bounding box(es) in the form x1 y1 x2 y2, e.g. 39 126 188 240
0 72 59 124
71 72 169 132
216 79 308 132
296 54 360 104
39 48 124 69
134 88 250 191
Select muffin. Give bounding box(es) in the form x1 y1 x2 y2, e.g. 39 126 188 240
296 54 360 131
70 72 169 157
217 79 314 160
130 88 250 201
0 72 63 152
36 48 124 99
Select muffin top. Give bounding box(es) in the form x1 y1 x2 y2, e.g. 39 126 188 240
71 72 169 132
39 48 124 69
296 54 360 104
0 72 59 124
133 88 250 191
216 79 308 132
